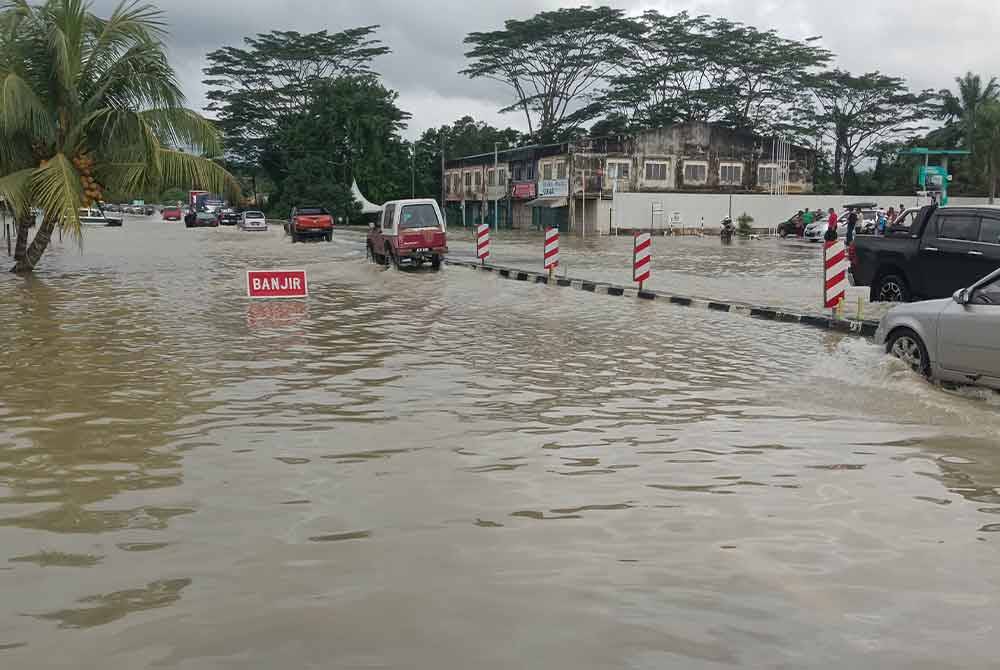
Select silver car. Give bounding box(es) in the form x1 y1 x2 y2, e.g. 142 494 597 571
240 210 268 231
875 267 1000 389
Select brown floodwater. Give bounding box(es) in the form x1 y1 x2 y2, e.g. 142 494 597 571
1 219 999 669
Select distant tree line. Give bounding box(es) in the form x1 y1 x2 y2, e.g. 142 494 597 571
204 7 1000 217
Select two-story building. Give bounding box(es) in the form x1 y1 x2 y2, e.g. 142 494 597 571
444 122 815 234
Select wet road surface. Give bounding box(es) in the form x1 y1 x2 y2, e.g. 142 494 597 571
1 219 999 669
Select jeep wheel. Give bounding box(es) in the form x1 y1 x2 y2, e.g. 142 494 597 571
387 246 399 268
875 274 910 302
430 255 441 271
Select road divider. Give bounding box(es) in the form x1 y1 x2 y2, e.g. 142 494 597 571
445 258 878 338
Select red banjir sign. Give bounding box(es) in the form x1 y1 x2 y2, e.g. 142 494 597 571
246 270 308 299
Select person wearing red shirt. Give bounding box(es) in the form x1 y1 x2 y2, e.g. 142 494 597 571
825 208 839 241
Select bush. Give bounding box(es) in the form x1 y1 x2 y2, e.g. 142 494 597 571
737 212 754 236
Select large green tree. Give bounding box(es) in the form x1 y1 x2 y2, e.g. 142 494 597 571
804 70 934 191
203 26 389 168
462 6 641 142
261 75 410 219
601 12 830 134
0 0 236 273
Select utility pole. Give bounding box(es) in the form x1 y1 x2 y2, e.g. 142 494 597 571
440 133 446 212
410 143 415 198
493 142 499 232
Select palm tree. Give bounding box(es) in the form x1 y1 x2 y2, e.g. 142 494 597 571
939 72 1000 149
974 103 1000 203
0 0 238 273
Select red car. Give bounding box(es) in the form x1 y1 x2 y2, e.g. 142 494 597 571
161 207 182 221
367 199 448 270
288 205 333 242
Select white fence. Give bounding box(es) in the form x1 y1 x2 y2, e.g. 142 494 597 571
608 192 991 235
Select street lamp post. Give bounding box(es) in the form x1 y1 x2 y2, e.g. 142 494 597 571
410 143 415 198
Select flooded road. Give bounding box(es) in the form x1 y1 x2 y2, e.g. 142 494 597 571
1 219 999 669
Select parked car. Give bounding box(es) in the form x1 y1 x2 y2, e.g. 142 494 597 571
850 204 1000 302
217 209 240 226
367 199 447 270
288 205 333 242
876 267 1000 390
185 210 219 228
804 203 882 242
78 207 122 227
240 210 267 231
161 207 182 221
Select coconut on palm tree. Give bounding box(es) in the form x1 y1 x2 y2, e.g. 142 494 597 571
0 0 239 273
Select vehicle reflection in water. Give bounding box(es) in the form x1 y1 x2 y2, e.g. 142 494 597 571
0 218 998 668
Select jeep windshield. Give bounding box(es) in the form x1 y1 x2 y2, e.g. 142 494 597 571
399 204 440 230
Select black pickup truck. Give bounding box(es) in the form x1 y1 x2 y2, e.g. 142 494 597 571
850 204 1000 302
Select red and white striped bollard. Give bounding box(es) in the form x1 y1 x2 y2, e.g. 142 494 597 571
633 232 651 290
544 227 559 280
824 239 848 315
476 223 490 264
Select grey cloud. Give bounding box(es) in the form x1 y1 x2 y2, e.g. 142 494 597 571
90 0 1000 137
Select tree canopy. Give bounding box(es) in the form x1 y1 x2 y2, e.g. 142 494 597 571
203 26 389 166
462 6 640 142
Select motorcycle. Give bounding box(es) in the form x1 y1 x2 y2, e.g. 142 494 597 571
720 216 735 242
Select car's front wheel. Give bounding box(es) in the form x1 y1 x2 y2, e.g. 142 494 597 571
875 274 910 302
887 328 930 377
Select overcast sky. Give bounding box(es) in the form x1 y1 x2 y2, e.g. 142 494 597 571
92 0 998 138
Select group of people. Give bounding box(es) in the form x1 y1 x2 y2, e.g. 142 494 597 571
788 203 910 243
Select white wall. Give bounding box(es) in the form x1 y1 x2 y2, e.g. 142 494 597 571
607 192 991 234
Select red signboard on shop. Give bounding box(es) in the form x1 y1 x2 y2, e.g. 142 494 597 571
512 182 536 199
246 269 308 298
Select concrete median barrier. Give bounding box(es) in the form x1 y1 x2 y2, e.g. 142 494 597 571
445 258 879 338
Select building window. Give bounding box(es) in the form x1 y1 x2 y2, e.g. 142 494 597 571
526 163 535 180
542 162 553 181
683 161 708 184
719 163 743 185
487 169 495 187
464 172 472 187
498 167 507 184
644 161 668 181
556 161 567 179
758 164 778 186
474 171 482 187
607 160 630 180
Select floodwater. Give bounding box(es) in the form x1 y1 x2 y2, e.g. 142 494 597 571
1 219 999 669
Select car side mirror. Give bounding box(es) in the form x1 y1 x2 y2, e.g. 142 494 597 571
953 289 969 305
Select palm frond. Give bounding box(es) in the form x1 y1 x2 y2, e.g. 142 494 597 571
30 152 82 239
104 150 240 203
82 0 166 79
0 166 32 218
0 70 53 141
140 108 223 155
